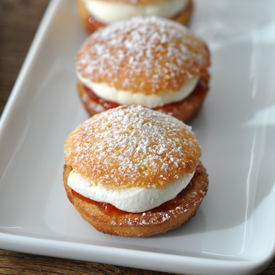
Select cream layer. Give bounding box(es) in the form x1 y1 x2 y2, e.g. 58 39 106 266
82 0 187 24
77 72 198 108
68 169 194 213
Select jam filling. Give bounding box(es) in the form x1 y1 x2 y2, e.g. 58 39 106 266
72 189 127 216
84 79 203 110
86 15 105 33
71 188 187 216
86 86 120 109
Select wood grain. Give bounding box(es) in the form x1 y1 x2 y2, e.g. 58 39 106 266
0 0 274 274
0 249 174 275
0 0 49 115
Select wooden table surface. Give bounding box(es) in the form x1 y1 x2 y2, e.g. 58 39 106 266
0 0 274 274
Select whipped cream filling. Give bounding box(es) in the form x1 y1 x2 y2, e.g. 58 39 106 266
77 72 199 108
82 0 188 24
68 169 195 213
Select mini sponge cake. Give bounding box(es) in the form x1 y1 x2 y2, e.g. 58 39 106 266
76 16 210 123
63 105 208 237
76 0 194 34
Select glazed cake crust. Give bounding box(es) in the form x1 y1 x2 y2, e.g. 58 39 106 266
64 106 201 188
76 16 210 94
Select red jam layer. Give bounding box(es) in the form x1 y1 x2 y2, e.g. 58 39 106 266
72 190 127 216
72 187 187 217
88 16 104 27
85 86 120 109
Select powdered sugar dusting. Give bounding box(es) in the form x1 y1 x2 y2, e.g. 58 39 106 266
76 16 210 94
65 105 201 188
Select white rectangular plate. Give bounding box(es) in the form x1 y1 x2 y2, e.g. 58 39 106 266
0 0 275 274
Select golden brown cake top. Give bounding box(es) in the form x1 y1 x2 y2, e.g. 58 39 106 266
64 105 201 188
76 16 210 94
